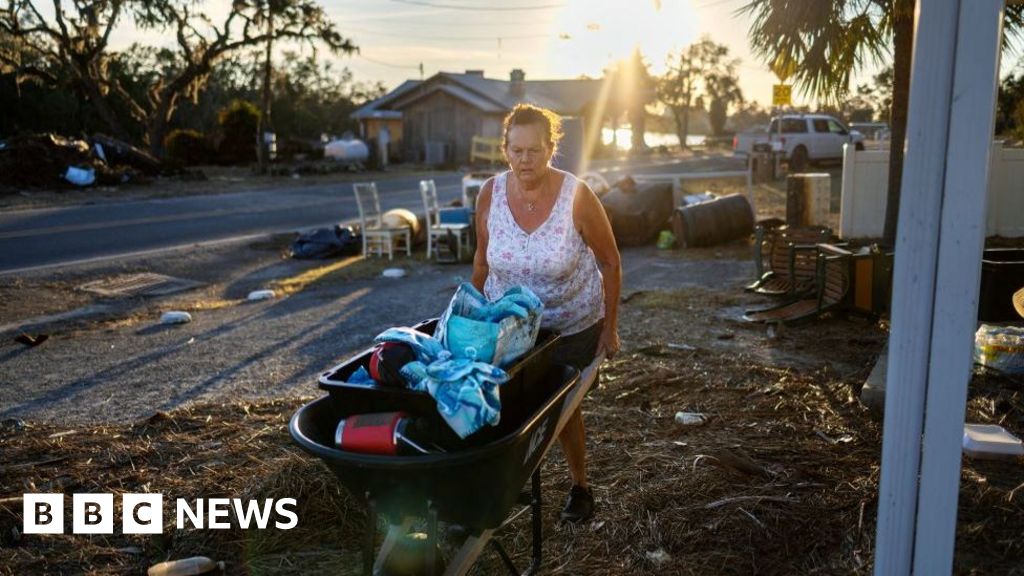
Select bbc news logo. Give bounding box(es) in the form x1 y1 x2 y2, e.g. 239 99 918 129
22 494 298 534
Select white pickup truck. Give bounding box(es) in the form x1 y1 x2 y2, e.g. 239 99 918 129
732 114 865 171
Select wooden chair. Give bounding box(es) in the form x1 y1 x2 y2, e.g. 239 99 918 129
420 179 471 262
743 243 852 324
353 182 411 260
747 224 833 296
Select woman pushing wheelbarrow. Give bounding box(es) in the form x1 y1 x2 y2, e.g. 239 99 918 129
472 104 622 522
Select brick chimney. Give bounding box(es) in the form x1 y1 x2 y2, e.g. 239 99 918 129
465 69 484 77
509 69 526 98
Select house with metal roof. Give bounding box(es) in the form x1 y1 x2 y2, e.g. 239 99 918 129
352 69 613 165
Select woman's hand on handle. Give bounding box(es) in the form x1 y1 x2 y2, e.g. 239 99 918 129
597 326 620 360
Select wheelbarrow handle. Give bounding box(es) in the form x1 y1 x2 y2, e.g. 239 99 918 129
554 354 604 438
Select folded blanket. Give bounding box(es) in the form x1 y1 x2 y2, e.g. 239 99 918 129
376 327 510 438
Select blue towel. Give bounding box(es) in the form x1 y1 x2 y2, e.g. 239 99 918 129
375 327 510 438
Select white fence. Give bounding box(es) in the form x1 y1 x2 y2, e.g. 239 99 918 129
840 143 1024 238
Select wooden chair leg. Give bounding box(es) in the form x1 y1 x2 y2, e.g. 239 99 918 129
405 231 411 256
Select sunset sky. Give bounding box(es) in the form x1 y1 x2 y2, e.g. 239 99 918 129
96 0 904 109
324 0 787 105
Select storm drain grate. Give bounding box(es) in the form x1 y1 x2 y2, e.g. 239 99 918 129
78 273 204 297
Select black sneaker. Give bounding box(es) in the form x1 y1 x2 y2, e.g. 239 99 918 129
560 485 594 523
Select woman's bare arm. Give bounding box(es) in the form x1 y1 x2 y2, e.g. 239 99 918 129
573 181 621 358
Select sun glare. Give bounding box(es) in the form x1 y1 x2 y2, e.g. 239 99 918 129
545 0 700 79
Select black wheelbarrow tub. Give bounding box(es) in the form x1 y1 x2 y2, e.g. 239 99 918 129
316 318 558 429
289 363 579 533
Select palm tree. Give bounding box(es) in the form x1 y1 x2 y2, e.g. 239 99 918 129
741 0 1023 246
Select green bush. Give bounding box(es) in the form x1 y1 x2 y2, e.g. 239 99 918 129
164 129 212 166
217 99 260 165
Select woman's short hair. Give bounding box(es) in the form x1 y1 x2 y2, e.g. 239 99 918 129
502 104 563 154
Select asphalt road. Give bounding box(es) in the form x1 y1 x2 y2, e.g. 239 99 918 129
0 153 747 274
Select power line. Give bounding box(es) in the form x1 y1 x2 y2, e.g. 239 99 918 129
348 26 553 42
357 53 422 70
692 0 743 9
389 0 567 11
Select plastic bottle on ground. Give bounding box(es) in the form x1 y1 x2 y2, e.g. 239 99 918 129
147 557 224 576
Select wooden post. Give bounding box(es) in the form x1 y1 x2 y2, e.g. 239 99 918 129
874 0 1005 574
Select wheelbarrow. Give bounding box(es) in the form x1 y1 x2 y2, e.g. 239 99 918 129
289 320 600 575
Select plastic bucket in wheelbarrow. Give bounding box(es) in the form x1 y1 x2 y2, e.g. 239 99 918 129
289 363 580 534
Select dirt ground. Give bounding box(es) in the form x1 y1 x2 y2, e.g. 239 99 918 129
2 175 1023 575
3 274 1023 575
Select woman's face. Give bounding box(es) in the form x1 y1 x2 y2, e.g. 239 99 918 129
506 123 553 187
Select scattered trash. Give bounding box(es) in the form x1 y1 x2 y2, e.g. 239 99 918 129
600 180 674 246
147 556 224 576
656 229 676 249
963 423 1024 460
674 411 707 426
290 225 361 259
116 546 143 555
382 268 407 279
1 418 26 432
247 289 276 301
682 192 718 206
0 133 152 190
671 193 754 248
14 333 49 347
974 324 1024 374
64 166 96 186
90 133 162 176
160 311 193 325
815 430 855 445
645 548 671 566
666 342 695 351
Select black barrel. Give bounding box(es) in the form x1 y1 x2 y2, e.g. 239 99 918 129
979 248 1024 321
671 193 755 248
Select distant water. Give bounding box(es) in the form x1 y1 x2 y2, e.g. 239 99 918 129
601 128 705 150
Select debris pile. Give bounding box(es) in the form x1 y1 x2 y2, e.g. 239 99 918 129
0 133 161 191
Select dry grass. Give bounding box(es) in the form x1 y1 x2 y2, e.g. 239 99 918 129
3 234 1023 575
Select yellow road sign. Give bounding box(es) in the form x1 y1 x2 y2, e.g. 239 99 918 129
773 84 792 106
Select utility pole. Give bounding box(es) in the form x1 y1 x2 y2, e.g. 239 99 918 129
257 1 274 175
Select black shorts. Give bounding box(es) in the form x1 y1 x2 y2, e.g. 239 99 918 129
553 319 604 370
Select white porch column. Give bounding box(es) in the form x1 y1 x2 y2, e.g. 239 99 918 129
874 0 1004 574
912 0 1003 573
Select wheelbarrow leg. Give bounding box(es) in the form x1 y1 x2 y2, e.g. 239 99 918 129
488 539 519 575
427 501 438 576
443 529 494 576
373 518 415 575
364 496 376 576
527 468 542 575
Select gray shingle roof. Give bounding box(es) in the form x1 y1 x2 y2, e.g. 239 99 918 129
350 79 422 120
360 72 606 117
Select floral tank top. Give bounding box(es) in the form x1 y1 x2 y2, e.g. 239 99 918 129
485 170 605 335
